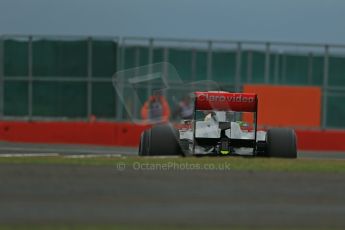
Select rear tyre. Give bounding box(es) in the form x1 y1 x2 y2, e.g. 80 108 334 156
266 128 297 158
138 124 183 156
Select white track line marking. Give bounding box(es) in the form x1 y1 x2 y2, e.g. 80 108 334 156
148 156 181 159
65 154 123 158
0 153 60 157
0 153 124 158
0 146 136 155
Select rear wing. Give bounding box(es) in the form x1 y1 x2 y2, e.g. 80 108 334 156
192 91 259 155
194 91 258 112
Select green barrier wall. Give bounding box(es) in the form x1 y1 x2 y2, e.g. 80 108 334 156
329 56 345 86
326 94 345 128
4 82 28 116
92 82 116 117
33 40 88 77
4 40 28 76
212 51 236 83
168 49 193 81
3 38 118 118
2 38 345 128
33 82 87 117
92 40 118 78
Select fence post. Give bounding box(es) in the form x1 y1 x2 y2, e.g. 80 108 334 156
235 42 242 92
115 37 120 120
148 38 153 66
282 53 287 84
191 48 196 83
163 47 169 72
148 38 153 96
207 41 213 81
264 42 270 83
0 36 4 118
246 50 252 83
116 38 126 120
115 37 120 73
131 47 140 119
308 52 314 85
163 47 169 83
322 45 329 129
28 36 33 120
274 52 279 84
87 37 93 119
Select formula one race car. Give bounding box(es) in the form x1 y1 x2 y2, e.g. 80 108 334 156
139 91 297 158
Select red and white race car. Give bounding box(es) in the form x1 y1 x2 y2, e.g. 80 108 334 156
139 91 297 158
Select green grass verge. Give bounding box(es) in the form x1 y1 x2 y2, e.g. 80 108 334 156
0 155 344 173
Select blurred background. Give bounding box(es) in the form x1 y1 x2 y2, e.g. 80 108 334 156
1 1 345 229
0 0 345 149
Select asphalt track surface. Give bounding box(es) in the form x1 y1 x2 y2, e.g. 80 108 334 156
1 141 345 228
